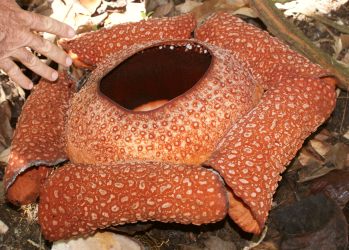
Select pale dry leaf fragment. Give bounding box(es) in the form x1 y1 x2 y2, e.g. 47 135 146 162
327 143 349 169
314 129 331 141
0 102 13 152
0 220 9 235
309 139 331 158
203 235 237 250
175 0 203 14
232 7 257 18
190 0 248 22
340 34 349 50
298 149 324 167
344 130 349 140
52 232 143 250
333 35 343 59
0 147 10 164
152 0 174 17
341 50 349 65
104 0 145 26
79 0 102 14
276 0 349 18
21 204 39 223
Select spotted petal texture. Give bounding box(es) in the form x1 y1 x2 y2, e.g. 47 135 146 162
39 162 228 241
195 12 329 89
4 12 337 240
4 73 74 204
201 13 337 232
60 13 196 68
65 40 262 166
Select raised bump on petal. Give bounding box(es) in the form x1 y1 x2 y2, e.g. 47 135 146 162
60 13 196 68
65 39 263 166
207 77 336 233
4 72 74 205
195 12 337 234
38 162 228 241
195 12 330 89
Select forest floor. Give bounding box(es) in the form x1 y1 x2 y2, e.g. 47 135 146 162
0 0 348 249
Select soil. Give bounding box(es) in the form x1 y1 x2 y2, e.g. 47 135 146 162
0 1 349 249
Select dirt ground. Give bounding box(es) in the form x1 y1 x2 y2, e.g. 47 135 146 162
0 0 349 249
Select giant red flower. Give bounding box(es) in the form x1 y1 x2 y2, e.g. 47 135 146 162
4 12 336 241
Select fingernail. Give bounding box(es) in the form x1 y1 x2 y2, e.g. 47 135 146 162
52 71 58 81
68 28 75 38
28 82 33 89
66 57 72 66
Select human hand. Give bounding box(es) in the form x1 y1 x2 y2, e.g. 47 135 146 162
0 0 75 89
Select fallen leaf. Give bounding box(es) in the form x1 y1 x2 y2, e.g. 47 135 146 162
175 0 203 14
271 194 348 250
79 0 102 13
232 7 257 18
0 220 9 235
52 232 143 250
152 0 174 17
275 0 348 18
309 138 331 158
204 235 237 250
190 0 248 22
309 170 349 208
0 147 10 164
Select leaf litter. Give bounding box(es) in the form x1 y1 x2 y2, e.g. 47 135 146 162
0 0 349 249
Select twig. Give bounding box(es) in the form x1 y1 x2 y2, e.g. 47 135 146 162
312 14 349 35
27 239 43 249
249 0 349 90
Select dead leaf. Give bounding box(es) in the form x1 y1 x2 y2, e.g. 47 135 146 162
232 7 257 18
52 232 143 250
190 0 248 22
152 0 174 17
79 0 102 13
104 1 145 26
175 0 203 14
271 194 348 250
309 139 331 158
309 170 349 208
204 235 237 250
340 34 349 49
0 147 10 164
275 0 348 18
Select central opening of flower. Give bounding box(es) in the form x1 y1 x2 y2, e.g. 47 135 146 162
99 41 212 111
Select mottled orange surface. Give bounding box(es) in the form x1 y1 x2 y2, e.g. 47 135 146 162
4 12 336 241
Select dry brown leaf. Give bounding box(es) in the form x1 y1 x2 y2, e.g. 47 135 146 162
52 232 143 250
190 0 248 22
104 1 145 26
298 149 323 167
340 34 349 49
297 141 349 182
152 0 174 17
0 147 10 164
232 7 257 18
79 0 102 13
175 0 203 14
309 139 331 158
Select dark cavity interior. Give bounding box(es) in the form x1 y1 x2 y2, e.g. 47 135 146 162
99 42 212 110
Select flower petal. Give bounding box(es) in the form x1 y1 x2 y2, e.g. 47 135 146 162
4 72 74 205
39 162 228 241
199 13 337 233
60 13 196 68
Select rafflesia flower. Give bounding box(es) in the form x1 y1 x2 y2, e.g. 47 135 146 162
4 12 336 241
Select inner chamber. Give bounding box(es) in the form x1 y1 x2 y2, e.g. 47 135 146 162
99 42 212 111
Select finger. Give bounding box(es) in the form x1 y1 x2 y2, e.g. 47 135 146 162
0 59 33 89
27 33 72 67
12 48 59 82
22 11 75 38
